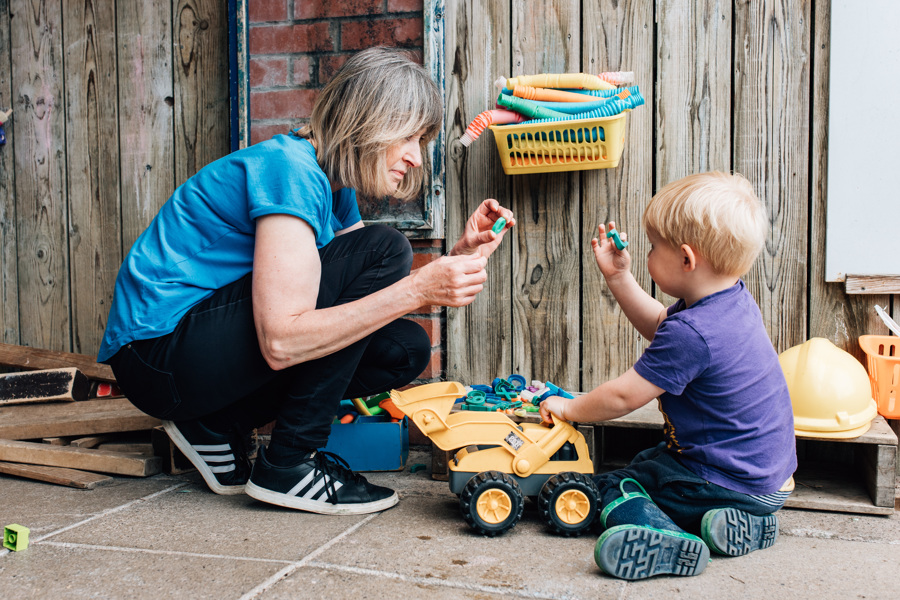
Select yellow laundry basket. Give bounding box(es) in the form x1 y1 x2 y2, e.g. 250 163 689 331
859 335 900 418
489 112 628 175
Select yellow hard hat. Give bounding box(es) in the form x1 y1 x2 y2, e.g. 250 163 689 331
779 338 878 439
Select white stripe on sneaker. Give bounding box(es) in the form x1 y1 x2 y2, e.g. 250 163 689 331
312 480 342 502
200 453 235 463
161 420 247 496
192 443 231 452
302 476 329 500
287 470 317 497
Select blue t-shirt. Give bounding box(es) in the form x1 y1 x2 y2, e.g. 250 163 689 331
633 280 797 494
98 135 361 362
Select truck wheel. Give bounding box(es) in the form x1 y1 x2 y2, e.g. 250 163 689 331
538 472 599 536
459 471 524 537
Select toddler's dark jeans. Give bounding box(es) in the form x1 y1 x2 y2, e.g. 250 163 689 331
593 442 789 533
106 224 430 451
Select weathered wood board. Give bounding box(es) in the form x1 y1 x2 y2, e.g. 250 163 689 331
0 461 115 489
0 398 160 440
1 0 230 356
0 439 162 477
443 0 899 400
0 343 115 382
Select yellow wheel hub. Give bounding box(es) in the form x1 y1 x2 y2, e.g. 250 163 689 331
476 489 512 524
555 489 590 525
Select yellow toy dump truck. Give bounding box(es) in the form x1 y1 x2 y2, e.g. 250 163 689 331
390 381 599 537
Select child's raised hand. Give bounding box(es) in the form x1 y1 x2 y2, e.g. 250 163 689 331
591 222 631 279
539 395 567 425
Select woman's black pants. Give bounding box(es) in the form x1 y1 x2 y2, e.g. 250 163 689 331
106 225 431 450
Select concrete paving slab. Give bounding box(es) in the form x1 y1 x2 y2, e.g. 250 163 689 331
612 534 900 600
259 564 552 599
779 506 900 543
0 471 185 540
0 541 286 599
49 478 374 561
1 446 897 599
314 493 625 598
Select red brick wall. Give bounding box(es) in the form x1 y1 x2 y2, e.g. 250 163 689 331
247 0 443 387
248 0 425 144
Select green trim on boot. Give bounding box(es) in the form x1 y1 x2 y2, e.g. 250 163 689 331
700 508 778 556
594 524 710 580
599 478 652 529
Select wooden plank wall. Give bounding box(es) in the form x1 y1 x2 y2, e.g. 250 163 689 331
0 0 230 356
445 0 896 391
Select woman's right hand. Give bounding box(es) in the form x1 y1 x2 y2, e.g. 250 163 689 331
410 253 488 307
591 222 631 280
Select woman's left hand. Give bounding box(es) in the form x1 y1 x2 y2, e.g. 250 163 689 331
449 199 516 258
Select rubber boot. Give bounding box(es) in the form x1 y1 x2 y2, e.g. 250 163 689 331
594 478 710 580
701 508 778 556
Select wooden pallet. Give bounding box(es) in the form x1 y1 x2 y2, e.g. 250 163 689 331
789 417 897 515
431 401 898 515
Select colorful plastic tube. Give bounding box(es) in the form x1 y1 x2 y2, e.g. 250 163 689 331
511 84 600 103
511 94 643 143
520 90 632 115
528 93 643 124
500 73 616 91
558 85 640 98
458 109 527 147
496 93 569 120
597 71 635 86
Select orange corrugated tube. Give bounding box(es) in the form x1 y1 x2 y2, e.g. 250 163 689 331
459 109 527 147
512 85 595 102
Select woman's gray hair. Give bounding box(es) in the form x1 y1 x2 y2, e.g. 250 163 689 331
297 47 443 200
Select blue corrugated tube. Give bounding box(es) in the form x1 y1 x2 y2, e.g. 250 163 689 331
495 93 568 120
553 85 640 98
500 92 644 145
501 85 640 99
511 93 635 114
521 91 644 125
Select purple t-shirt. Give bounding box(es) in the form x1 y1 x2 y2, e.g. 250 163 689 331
633 280 797 494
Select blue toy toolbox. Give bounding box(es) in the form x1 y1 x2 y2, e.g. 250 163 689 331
323 415 409 471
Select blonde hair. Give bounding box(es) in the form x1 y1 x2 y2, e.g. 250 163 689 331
297 47 442 200
643 172 766 276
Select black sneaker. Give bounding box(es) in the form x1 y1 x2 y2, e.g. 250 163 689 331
162 419 252 495
701 508 778 556
245 445 398 515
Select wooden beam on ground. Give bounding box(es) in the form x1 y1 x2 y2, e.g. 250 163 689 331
98 442 154 455
0 343 115 382
42 437 69 445
0 461 115 489
0 439 162 476
70 435 114 448
0 398 161 440
0 367 89 405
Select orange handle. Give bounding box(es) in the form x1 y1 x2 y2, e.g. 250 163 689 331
512 85 594 102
